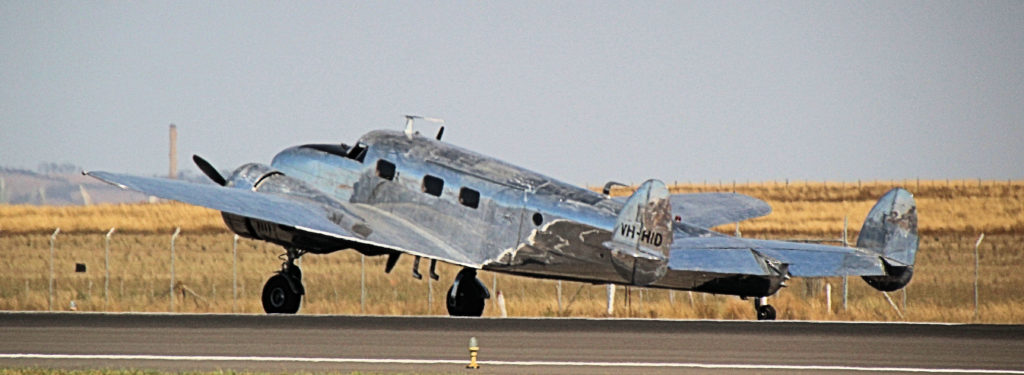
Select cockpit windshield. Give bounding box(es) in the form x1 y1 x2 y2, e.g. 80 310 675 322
297 141 366 162
299 143 350 157
346 142 368 162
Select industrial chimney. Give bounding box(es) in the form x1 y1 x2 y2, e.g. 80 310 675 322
169 124 178 179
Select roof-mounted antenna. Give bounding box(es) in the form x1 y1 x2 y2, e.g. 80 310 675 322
403 115 445 139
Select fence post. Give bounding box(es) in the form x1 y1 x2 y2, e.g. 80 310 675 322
606 284 615 315
625 286 631 317
360 254 366 314
232 234 238 313
974 233 985 320
170 227 180 312
842 216 849 311
826 283 832 315
49 228 60 311
104 227 115 310
556 280 563 313
427 270 433 315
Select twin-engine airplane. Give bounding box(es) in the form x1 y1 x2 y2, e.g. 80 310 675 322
89 117 918 320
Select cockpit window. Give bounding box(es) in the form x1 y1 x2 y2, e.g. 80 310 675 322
346 142 368 162
376 160 396 180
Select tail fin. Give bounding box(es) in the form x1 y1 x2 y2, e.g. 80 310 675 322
857 188 919 291
606 179 673 285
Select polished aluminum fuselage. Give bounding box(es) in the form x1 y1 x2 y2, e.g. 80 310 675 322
268 130 776 295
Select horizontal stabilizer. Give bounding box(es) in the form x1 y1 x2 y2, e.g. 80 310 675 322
669 193 771 228
669 236 889 277
614 192 770 228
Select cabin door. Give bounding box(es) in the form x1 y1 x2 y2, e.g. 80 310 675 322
483 185 528 264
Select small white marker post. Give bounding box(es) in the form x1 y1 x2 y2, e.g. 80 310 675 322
104 227 115 310
497 291 507 318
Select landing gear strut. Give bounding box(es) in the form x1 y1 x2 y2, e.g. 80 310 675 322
262 247 305 314
446 268 489 317
754 297 776 320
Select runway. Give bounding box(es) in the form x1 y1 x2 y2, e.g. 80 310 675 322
1 313 1022 374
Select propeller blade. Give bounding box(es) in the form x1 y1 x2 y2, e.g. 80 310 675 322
192 154 227 186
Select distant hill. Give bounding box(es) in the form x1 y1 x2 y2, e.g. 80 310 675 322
0 167 210 206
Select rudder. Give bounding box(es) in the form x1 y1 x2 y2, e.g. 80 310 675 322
606 179 673 285
856 187 919 291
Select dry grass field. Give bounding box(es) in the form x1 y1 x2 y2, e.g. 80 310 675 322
0 180 1021 322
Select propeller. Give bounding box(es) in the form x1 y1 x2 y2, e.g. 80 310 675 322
192 154 227 186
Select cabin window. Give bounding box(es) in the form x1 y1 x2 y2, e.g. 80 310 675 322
422 175 444 197
376 160 396 180
459 187 480 209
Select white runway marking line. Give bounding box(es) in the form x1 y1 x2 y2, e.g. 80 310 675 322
1 354 1022 374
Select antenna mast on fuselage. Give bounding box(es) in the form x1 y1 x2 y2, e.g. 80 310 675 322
403 115 446 140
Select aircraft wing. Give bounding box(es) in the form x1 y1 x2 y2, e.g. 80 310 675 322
614 193 771 228
669 235 889 277
87 171 479 267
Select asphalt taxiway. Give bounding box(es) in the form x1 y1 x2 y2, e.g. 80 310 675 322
1 313 1022 374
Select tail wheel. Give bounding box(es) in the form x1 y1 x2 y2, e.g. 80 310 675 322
262 273 302 314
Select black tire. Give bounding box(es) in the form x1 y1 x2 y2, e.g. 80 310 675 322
262 274 302 314
756 304 777 320
446 283 485 317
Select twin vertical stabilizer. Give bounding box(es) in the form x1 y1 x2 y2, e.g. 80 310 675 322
857 187 919 291
605 179 673 285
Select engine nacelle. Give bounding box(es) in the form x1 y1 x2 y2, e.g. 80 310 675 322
220 163 345 253
226 163 281 191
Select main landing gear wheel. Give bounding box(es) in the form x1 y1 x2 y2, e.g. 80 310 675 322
262 273 302 314
756 305 777 320
262 247 305 314
754 297 776 321
446 268 489 317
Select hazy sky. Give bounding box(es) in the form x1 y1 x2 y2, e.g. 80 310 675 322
2 1 1022 186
